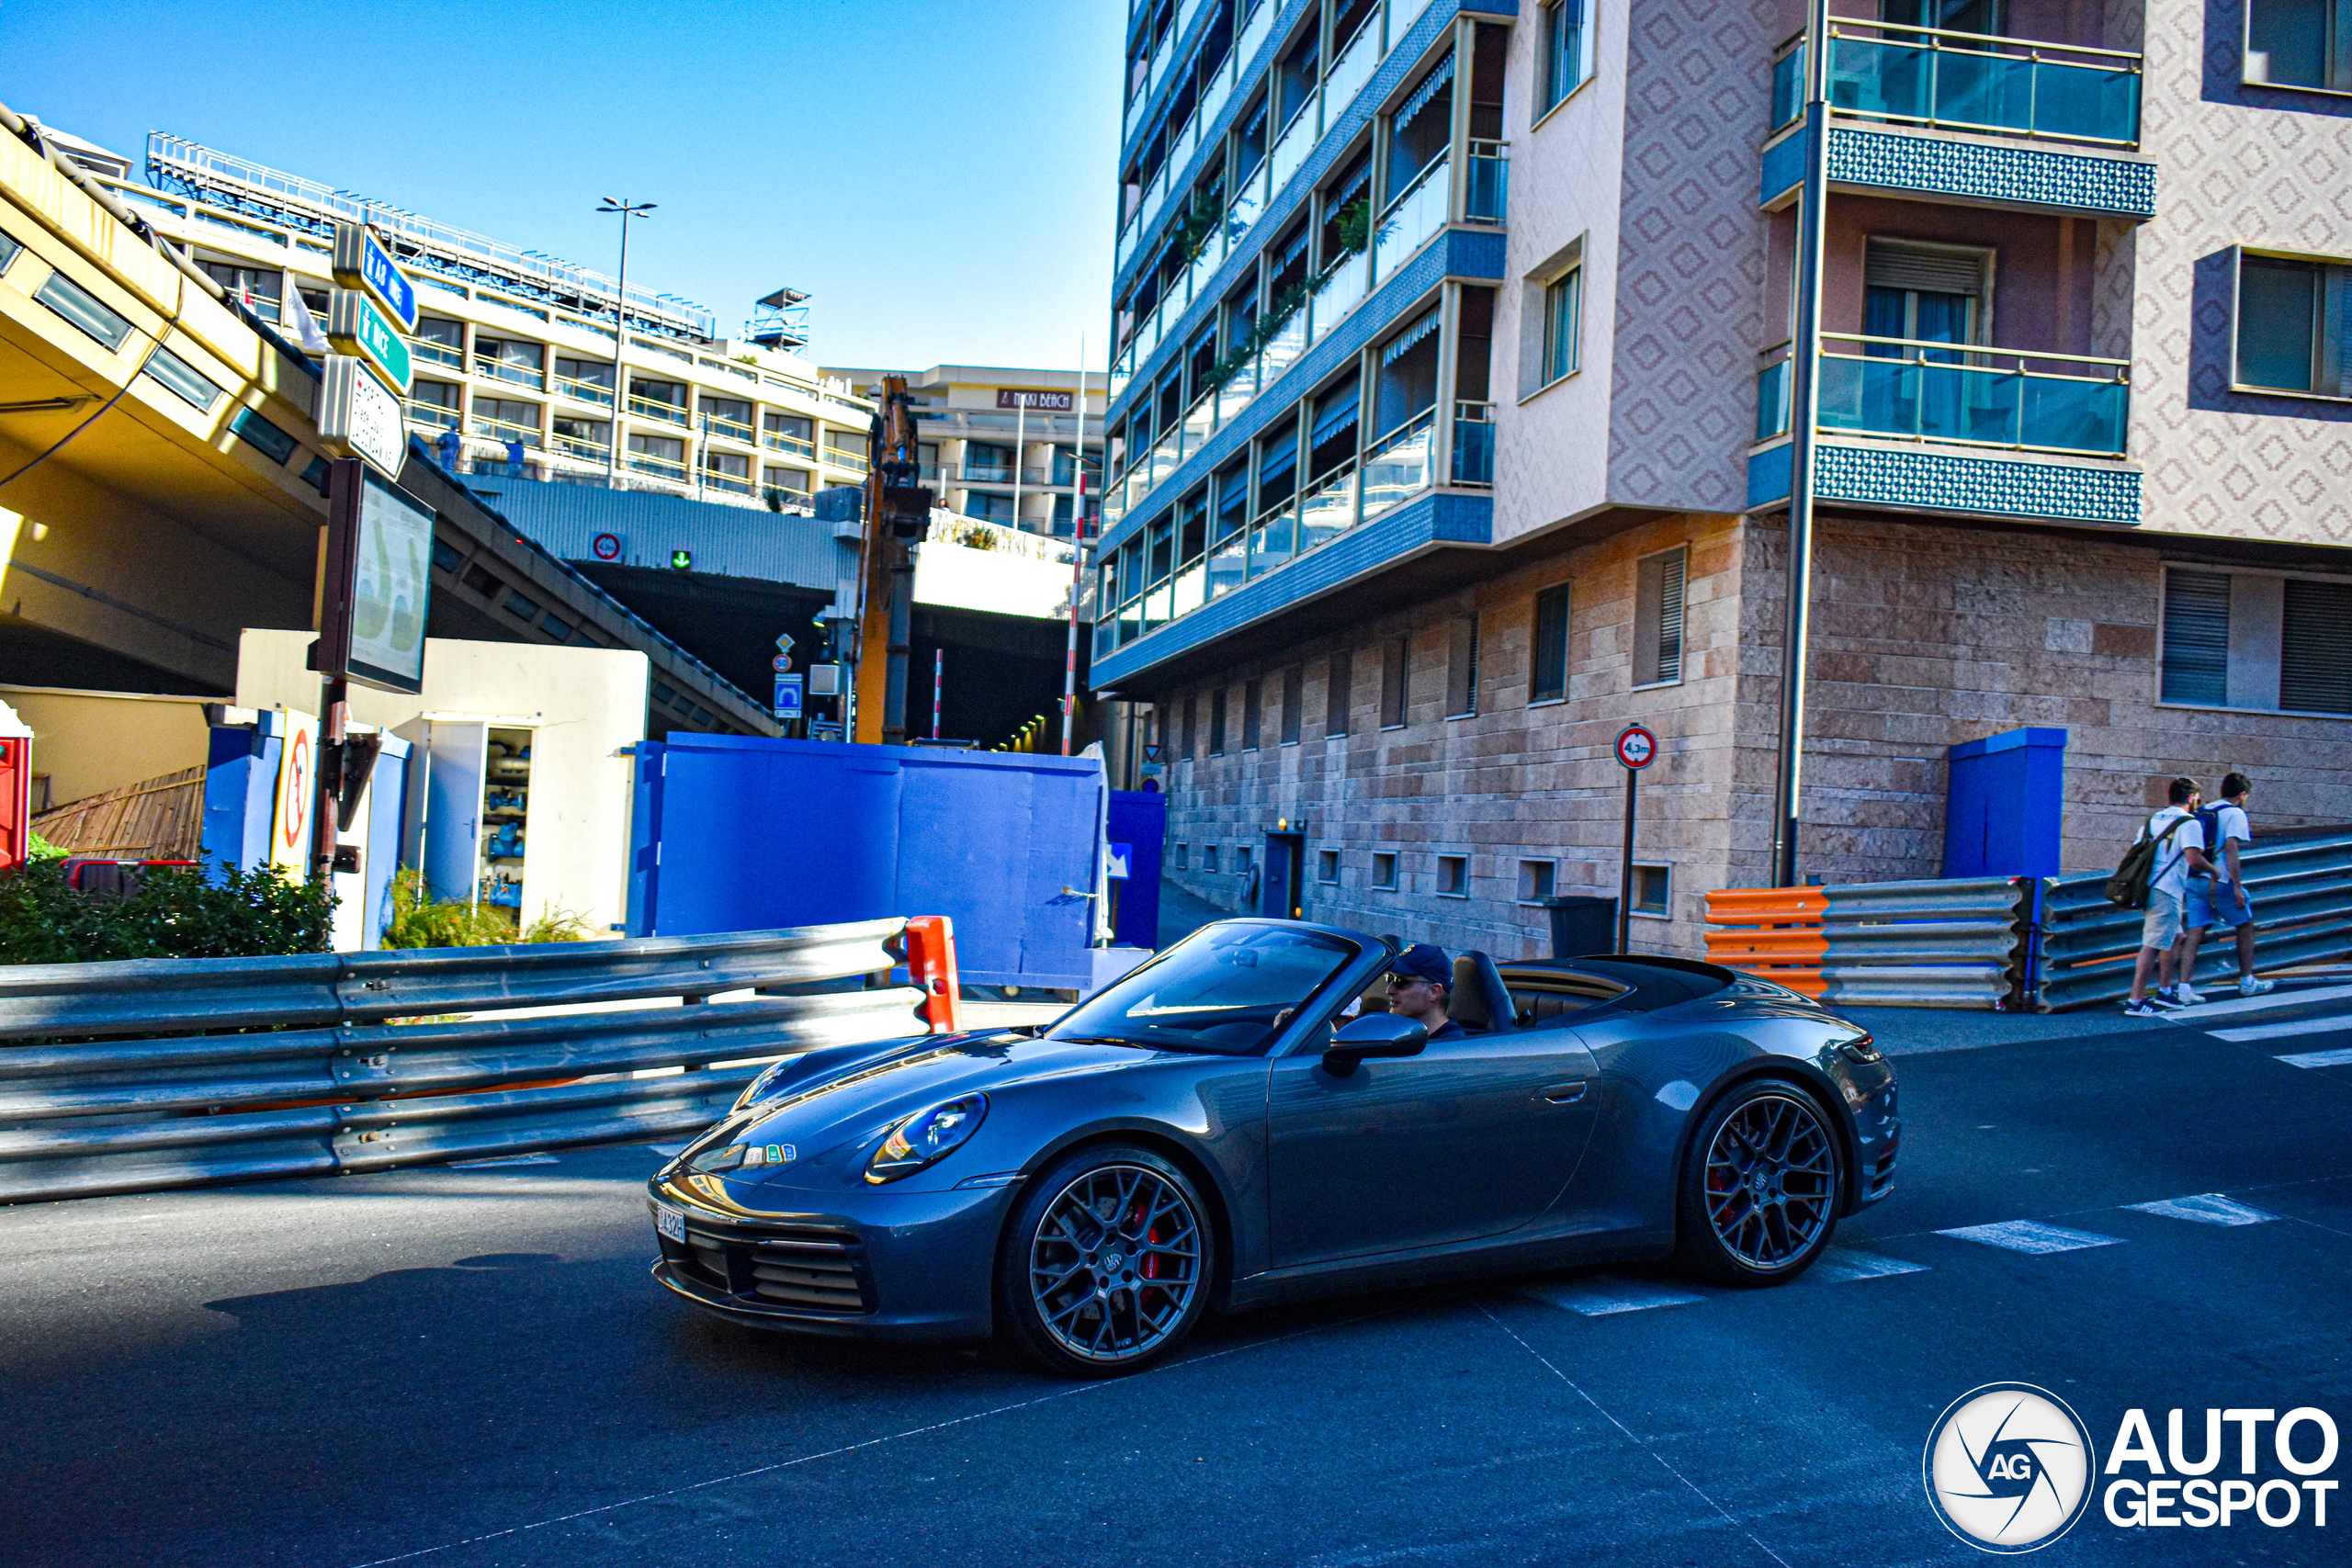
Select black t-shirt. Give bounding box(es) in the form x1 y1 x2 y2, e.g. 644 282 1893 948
1426 1018 1466 1043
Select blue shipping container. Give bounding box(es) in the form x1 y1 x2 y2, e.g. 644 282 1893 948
1942 727 2066 879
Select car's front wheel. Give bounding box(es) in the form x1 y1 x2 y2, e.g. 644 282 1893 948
996 1144 1213 1377
1675 1077 1842 1284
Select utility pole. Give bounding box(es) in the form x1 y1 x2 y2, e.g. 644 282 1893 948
1770 0 1833 888
595 198 653 487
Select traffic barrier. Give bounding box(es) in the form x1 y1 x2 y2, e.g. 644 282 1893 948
2035 829 2352 1010
1704 878 2031 1009
0 917 956 1204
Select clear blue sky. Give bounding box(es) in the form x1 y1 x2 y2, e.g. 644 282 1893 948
1 0 1123 372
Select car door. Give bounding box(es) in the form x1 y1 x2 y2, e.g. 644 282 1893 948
1264 1021 1600 1268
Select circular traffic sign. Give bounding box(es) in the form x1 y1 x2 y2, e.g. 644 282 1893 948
591 532 622 561
1614 725 1657 770
773 654 793 672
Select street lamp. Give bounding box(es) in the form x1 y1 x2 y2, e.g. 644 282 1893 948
596 197 655 486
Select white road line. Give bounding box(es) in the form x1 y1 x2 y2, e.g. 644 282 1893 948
2215 1016 2352 1043
448 1153 560 1168
1807 1247 1928 1282
1525 1276 1706 1315
2164 983 2352 1021
1938 1220 2123 1254
2126 1193 2279 1225
2278 1046 2352 1069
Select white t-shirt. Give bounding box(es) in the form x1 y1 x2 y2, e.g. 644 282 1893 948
2143 807 2204 899
2206 802 2251 881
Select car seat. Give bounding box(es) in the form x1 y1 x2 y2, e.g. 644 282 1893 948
1449 952 1516 1033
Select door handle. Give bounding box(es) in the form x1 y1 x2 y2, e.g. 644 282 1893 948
1541 1080 1588 1104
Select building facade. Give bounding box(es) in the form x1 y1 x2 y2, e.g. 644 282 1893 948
827 363 1106 537
1092 0 2352 960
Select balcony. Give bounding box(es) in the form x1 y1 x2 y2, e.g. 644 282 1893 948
551 429 610 462
627 449 689 482
700 412 757 445
552 372 614 408
962 463 1017 483
629 394 691 425
701 467 756 497
1465 141 1509 224
469 412 542 448
406 400 459 432
763 431 816 459
1815 335 2128 456
1450 401 1495 486
823 446 869 474
474 357 545 391
411 338 463 371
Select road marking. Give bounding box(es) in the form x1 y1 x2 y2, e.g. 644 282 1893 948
2277 1045 2352 1069
2214 1016 2352 1043
1807 1247 1928 1282
448 1153 560 1168
2164 983 2352 1021
1938 1220 2123 1254
1525 1276 1706 1314
2126 1193 2278 1225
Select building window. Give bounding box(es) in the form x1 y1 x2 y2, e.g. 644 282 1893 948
1181 695 1197 760
1541 0 1595 115
1634 547 1687 687
1317 849 1340 884
1281 666 1304 744
198 258 281 320
1380 634 1409 728
1445 615 1480 716
142 346 224 412
1242 678 1262 750
2245 0 2352 92
35 269 133 351
1632 863 1673 917
1205 844 1222 873
1438 854 1468 896
1518 861 1556 903
2234 251 2352 397
763 466 811 495
1543 268 1582 385
1372 852 1398 889
1174 843 1190 871
2162 566 2352 715
1326 649 1352 736
1210 686 1228 753
965 491 1015 524
1237 846 1254 876
1531 582 1571 702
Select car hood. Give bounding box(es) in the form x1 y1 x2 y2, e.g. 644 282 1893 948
665 1032 1157 1201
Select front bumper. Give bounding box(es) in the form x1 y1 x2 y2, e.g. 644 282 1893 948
647 1176 1013 1342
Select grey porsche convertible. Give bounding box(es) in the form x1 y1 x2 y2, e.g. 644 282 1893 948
648 917 1900 1377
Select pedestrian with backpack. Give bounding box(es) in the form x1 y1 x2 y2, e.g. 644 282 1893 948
2168 773 2271 1003
2117 777 2217 1017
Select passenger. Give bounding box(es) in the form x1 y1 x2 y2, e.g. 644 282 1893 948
1385 944 1465 1043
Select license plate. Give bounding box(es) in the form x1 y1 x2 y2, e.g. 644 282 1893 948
654 1203 686 1244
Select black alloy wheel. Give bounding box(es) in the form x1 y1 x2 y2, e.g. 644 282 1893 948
1675 1077 1841 1284
997 1144 1212 1377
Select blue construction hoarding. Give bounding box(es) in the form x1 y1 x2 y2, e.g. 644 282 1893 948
627 735 1108 991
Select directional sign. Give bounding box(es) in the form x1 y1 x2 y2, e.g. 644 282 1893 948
332 222 418 333
670 549 693 570
1615 725 1657 770
328 289 412 393
774 674 805 719
319 355 405 477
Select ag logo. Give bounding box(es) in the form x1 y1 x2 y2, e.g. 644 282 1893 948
1925 1383 2098 1552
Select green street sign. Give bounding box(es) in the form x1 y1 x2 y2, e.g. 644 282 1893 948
670 549 693 570
328 288 412 393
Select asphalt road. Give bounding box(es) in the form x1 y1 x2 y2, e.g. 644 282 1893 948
3 988 2348 1568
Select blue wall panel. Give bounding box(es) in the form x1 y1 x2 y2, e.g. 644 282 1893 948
1106 789 1168 948
1942 726 2066 879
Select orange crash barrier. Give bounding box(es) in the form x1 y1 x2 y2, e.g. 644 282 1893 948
1703 887 1830 997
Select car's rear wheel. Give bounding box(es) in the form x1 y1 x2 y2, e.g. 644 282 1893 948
997 1145 1213 1377
1675 1077 1841 1284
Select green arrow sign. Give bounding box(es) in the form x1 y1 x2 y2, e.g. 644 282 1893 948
328 288 412 393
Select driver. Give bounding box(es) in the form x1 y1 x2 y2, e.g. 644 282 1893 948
1385 945 1464 1043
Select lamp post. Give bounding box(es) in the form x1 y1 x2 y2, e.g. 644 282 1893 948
596 198 655 487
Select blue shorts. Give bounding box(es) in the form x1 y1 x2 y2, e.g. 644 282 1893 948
2185 877 2253 931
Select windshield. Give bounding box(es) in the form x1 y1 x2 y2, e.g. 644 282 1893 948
1044 921 1361 1055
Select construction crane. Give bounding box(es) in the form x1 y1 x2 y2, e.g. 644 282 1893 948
850 374 934 746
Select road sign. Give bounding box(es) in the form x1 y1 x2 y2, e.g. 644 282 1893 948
1615 725 1658 770
331 222 417 333
591 533 622 561
270 709 318 876
771 654 794 672
318 355 405 477
327 289 412 393
775 633 795 655
774 674 805 719
670 549 692 570
1106 842 1133 881
1142 743 1166 763
808 719 844 742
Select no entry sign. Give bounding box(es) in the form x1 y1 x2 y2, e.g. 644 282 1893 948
1615 725 1657 770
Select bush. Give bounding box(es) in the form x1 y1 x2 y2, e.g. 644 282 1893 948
0 859 333 965
381 869 594 949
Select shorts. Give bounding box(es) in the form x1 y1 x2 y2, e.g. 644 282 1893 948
2140 887 2186 950
2186 877 2254 931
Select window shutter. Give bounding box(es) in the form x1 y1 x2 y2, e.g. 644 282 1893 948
1650 551 1686 683
2280 576 2352 714
2160 570 2233 705
1866 240 1986 298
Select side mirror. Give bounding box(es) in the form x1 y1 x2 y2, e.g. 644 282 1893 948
1323 1012 1429 1071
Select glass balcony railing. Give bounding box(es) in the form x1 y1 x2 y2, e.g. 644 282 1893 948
1757 356 1792 440
475 357 544 391
1182 391 1216 457
551 429 610 461
1267 98 1317 199
627 449 689 482
629 395 691 425
699 413 756 444
411 339 464 370
1206 524 1245 600
1248 502 1296 579
552 372 614 408
1295 461 1360 553
763 431 816 459
1216 357 1259 427
824 446 871 473
1260 302 1309 385
406 400 459 431
964 463 1016 482
1451 401 1495 485
1361 412 1434 519
1815 334 2130 454
701 468 756 496
469 412 542 448
1466 141 1509 223
1308 256 1368 346
1771 42 1806 131
1325 16 1379 117
1374 152 1450 287
1826 22 2143 147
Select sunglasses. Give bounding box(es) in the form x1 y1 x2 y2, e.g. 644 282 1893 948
1385 973 1435 989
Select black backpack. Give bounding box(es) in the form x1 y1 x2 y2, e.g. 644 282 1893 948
2104 814 2187 910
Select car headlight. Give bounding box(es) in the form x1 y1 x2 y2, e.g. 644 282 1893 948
865 1093 988 1184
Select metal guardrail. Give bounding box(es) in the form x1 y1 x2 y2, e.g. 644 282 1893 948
2035 829 2352 1011
0 920 941 1205
1706 877 2031 1009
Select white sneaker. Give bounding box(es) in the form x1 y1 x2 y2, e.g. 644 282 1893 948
2172 981 2202 1005
2237 976 2276 997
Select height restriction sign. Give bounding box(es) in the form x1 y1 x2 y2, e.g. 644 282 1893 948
1615 725 1657 770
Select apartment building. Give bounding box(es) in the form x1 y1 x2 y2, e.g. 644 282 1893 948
92 134 874 513
826 364 1105 536
1092 0 2352 959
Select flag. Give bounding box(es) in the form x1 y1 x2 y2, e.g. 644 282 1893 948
283 286 329 355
